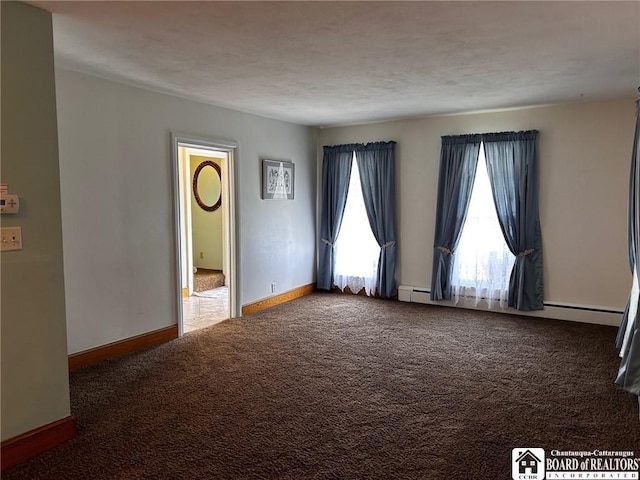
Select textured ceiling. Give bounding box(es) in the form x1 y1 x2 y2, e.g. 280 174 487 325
30 1 640 127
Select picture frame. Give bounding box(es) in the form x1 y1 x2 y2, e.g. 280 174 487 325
262 159 295 200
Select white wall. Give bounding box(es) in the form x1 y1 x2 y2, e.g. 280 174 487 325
56 69 316 354
318 98 635 316
1 2 71 441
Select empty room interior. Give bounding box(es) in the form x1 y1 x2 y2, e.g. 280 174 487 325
2 1 640 478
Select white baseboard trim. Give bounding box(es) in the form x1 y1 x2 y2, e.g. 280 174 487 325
398 285 624 327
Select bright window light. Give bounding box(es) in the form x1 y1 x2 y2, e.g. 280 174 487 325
333 154 380 296
451 143 515 308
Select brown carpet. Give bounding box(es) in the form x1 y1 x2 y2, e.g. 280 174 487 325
3 293 639 479
194 269 225 292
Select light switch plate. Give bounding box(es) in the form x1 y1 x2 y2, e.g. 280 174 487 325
1 227 22 251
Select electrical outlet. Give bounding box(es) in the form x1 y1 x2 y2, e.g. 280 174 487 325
271 282 276 293
1 226 22 251
200 251 204 259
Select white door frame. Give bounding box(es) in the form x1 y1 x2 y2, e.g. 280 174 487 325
171 132 240 336
181 146 228 296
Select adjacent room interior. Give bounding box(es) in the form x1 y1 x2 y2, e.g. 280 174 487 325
2 1 640 477
177 144 231 334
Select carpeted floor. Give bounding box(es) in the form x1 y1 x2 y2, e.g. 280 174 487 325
3 292 639 479
193 269 225 292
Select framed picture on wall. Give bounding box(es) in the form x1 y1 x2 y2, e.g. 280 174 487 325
262 159 294 200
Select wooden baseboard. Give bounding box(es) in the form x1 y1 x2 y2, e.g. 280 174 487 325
1 416 76 471
242 283 315 315
68 325 178 371
182 287 188 298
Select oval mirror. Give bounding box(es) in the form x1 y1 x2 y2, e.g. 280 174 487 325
193 161 222 212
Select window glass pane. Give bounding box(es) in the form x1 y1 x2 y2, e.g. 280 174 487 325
333 154 380 296
451 143 515 308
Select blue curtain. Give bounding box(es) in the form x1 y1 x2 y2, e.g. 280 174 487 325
355 142 398 298
483 130 543 311
616 98 640 395
430 135 481 300
317 145 355 291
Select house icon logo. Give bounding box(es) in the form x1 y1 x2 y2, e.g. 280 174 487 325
512 448 545 480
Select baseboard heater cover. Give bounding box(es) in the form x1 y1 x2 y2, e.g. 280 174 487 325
398 285 623 326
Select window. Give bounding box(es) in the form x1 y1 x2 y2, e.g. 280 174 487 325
333 154 380 296
451 143 515 308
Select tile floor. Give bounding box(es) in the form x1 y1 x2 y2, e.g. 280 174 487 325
183 286 229 334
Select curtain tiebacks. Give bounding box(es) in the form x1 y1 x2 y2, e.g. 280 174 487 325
436 245 452 255
321 238 333 247
381 241 396 249
517 248 535 257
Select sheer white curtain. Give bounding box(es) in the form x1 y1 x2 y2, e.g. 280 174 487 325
333 155 380 295
451 144 515 309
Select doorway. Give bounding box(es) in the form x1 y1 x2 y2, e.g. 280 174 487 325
172 134 239 336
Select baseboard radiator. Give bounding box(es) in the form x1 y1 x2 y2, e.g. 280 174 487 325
398 285 624 327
